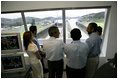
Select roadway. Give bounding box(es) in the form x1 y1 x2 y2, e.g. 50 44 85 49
37 19 89 44
68 19 89 39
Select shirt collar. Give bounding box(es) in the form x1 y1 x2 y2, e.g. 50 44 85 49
33 34 37 38
72 40 81 43
49 36 56 39
89 32 97 37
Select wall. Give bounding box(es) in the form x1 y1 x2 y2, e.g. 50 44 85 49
1 1 116 12
1 1 117 65
105 2 117 59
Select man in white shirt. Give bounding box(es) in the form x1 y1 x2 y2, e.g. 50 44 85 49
64 28 89 78
43 26 64 78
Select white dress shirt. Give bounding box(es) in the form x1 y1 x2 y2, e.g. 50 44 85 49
64 40 89 69
43 37 64 61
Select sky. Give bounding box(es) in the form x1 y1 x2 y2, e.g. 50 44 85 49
1 9 106 19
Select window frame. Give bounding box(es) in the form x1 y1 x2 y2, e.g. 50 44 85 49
1 6 111 57
2 6 111 42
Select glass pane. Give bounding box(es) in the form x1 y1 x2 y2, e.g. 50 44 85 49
65 8 106 43
24 10 63 40
1 13 25 39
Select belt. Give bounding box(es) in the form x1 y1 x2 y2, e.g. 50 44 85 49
48 59 63 62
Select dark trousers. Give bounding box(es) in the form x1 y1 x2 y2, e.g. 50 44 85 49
66 65 86 78
48 59 64 78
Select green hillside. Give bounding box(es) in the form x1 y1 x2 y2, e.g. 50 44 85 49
82 12 105 28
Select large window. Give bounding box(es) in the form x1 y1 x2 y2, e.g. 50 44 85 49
65 8 106 43
24 10 63 39
1 7 108 57
1 13 25 39
1 8 107 43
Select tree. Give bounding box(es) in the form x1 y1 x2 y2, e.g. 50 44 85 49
31 19 35 26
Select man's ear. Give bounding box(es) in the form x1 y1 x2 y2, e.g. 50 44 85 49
51 31 57 37
70 34 72 38
91 28 94 32
79 35 82 39
80 35 82 38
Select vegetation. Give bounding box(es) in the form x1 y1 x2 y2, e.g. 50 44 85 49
82 12 105 28
83 19 104 28
1 11 105 39
93 19 104 28
37 25 44 30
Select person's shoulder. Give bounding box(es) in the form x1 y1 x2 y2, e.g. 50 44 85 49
86 37 91 42
80 41 88 47
65 43 72 46
28 42 38 52
81 42 89 51
65 42 75 47
29 42 36 47
64 43 74 50
55 38 64 42
84 42 89 47
28 42 34 46
43 39 49 45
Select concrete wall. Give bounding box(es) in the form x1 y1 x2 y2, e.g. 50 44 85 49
1 1 117 66
105 2 117 59
1 1 116 12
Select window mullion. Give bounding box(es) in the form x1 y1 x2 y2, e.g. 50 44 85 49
62 9 66 43
21 12 28 31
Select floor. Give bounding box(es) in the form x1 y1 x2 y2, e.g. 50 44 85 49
44 71 67 78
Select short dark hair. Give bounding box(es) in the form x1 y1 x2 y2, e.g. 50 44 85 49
71 28 81 40
97 26 102 33
29 26 37 33
89 22 97 32
48 26 58 36
97 26 102 35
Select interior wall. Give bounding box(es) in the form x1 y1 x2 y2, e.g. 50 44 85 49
1 1 116 12
105 2 117 59
1 1 117 62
